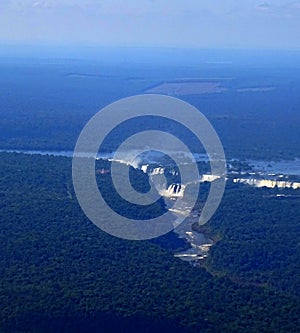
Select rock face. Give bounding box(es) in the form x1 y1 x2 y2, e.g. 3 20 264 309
233 178 300 189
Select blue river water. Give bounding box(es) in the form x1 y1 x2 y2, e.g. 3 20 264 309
1 149 299 176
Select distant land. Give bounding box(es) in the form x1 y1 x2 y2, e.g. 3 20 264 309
0 48 299 159
145 79 227 95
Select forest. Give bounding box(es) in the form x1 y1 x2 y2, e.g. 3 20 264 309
0 152 299 332
1 57 300 161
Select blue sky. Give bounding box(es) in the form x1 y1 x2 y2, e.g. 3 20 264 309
0 0 300 49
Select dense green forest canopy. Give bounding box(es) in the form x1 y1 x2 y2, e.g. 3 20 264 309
0 152 299 332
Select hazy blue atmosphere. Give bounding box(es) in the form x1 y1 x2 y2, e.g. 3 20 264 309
1 0 300 49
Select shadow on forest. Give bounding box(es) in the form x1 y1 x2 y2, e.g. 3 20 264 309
2 312 196 333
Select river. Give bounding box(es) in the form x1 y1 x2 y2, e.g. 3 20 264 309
1 149 299 176
1 148 299 263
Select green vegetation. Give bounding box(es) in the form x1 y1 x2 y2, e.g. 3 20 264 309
0 152 299 332
201 183 300 298
1 60 300 160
